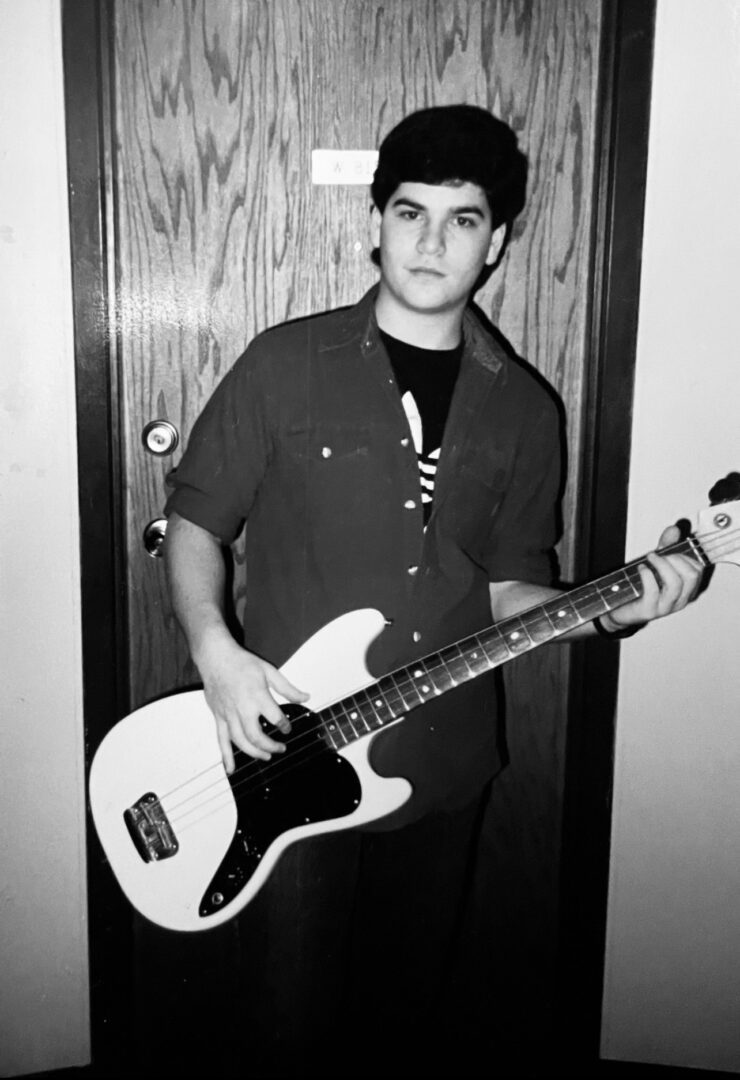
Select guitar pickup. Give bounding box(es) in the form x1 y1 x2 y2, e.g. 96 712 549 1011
124 792 179 863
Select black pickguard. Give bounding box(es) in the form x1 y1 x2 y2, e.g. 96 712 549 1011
199 705 361 918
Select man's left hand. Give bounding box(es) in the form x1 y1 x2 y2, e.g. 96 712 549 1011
600 524 703 634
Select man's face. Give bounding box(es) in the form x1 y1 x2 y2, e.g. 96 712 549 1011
370 181 506 319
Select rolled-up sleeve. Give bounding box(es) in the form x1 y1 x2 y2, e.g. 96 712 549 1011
482 394 562 587
164 347 271 545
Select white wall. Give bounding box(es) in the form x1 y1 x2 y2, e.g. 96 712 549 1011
0 0 90 1074
601 0 740 1071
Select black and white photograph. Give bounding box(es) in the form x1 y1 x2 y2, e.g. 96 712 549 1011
2 2 739 1078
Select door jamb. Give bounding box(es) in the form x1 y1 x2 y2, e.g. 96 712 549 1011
560 0 657 1064
62 1 132 1068
61 0 656 1068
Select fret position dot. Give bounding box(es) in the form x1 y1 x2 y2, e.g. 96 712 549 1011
611 584 620 592
510 631 520 640
350 712 358 720
414 669 423 678
422 685 430 694
557 610 566 618
375 700 382 708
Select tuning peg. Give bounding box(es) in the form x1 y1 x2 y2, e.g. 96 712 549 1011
708 473 740 506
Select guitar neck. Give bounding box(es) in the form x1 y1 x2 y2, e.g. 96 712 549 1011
319 535 707 750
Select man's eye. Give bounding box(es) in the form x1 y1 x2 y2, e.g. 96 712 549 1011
455 216 475 228
400 210 419 221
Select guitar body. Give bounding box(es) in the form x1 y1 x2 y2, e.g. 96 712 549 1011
89 608 411 932
90 483 740 933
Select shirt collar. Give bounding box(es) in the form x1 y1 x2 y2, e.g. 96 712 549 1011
320 283 506 377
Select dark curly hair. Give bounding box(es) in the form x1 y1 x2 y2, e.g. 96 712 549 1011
371 104 528 231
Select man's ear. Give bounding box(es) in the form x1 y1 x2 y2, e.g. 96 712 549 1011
370 203 382 249
485 222 508 266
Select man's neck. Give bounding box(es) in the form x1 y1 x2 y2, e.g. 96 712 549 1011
374 292 464 350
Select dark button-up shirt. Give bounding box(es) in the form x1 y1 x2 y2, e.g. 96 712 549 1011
165 286 562 825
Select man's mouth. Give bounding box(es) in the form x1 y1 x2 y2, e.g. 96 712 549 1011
409 267 445 277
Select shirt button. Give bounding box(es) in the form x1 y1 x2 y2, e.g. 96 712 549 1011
321 446 332 458
404 499 416 510
412 631 422 642
407 565 418 576
400 437 410 447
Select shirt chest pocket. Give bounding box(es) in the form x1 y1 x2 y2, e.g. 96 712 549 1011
436 451 510 556
282 422 375 464
278 422 394 519
312 426 373 465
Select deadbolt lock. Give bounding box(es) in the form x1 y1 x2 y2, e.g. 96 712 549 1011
143 517 168 558
142 419 179 456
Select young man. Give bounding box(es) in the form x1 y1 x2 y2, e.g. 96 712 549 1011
163 106 701 1075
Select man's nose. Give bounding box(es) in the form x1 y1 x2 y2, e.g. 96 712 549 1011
417 222 445 255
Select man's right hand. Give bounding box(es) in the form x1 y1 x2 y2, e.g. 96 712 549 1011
197 637 309 774
164 513 309 773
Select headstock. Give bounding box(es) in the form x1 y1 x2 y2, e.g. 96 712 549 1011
696 473 740 567
709 472 740 506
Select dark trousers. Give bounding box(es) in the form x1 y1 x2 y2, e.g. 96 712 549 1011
133 788 491 1078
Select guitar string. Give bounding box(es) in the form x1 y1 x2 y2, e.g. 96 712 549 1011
157 524 740 837
162 555 650 823
160 524 739 827
163 569 652 828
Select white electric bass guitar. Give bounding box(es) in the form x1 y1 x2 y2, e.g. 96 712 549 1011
89 482 740 932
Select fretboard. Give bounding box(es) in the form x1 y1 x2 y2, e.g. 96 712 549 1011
320 536 707 750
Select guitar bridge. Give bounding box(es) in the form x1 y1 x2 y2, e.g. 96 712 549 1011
124 792 179 863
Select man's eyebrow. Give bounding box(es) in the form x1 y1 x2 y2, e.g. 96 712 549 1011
390 196 486 217
449 204 486 217
390 197 426 211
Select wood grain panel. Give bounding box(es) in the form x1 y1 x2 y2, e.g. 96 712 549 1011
112 1 601 1056
115 0 600 706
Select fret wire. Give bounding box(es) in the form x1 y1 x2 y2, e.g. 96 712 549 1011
436 646 468 686
335 702 357 743
541 597 581 632
569 590 609 616
399 658 452 704
518 607 556 644
498 614 533 651
595 579 641 603
339 696 362 739
430 650 471 688
432 648 479 682
422 658 454 691
347 691 374 735
362 683 402 729
359 684 393 728
479 626 512 665
595 570 633 591
322 703 349 747
389 668 428 709
458 638 491 676
377 674 406 719
406 662 438 703
437 644 463 682
448 642 476 679
319 710 340 750
319 547 700 748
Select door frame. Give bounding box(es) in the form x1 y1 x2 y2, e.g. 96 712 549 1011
61 0 656 1069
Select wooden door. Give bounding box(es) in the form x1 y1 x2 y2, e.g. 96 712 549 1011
113 0 601 707
81 0 615 1070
